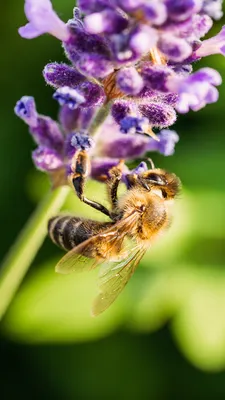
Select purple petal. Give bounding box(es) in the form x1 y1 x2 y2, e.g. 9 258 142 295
195 25 225 57
19 0 70 41
116 0 145 11
59 106 81 132
71 132 95 151
43 63 85 88
116 67 144 95
98 132 150 158
120 116 149 134
32 147 63 171
147 129 179 156
202 0 223 20
14 96 38 127
166 0 203 22
167 67 221 113
53 87 85 109
30 116 64 152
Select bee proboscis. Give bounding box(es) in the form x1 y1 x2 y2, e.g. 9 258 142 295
48 156 181 316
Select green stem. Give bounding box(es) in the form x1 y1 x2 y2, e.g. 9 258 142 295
89 101 113 136
0 185 70 321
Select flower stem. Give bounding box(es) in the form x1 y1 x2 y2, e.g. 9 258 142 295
89 101 113 136
0 185 70 321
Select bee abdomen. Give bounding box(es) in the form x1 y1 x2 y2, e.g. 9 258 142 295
48 216 84 251
48 216 113 251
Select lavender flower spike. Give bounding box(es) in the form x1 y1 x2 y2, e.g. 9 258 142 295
195 26 225 58
19 0 70 41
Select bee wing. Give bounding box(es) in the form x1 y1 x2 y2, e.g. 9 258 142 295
55 210 140 275
91 243 146 316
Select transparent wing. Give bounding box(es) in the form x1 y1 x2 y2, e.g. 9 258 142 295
91 243 146 316
55 210 140 275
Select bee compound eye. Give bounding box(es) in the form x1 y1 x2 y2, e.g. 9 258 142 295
147 173 165 185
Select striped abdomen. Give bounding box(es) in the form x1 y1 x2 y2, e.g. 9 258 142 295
48 215 113 251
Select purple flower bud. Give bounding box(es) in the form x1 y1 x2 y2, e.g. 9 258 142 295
120 116 149 134
139 102 177 128
55 82 105 109
30 116 64 151
53 87 86 110
129 25 158 57
160 93 178 106
202 0 223 20
71 132 95 151
131 161 148 175
18 0 70 41
64 28 110 64
140 64 173 92
195 26 225 58
162 14 213 41
144 1 168 26
32 147 63 171
43 63 85 88
147 129 179 156
84 9 128 35
78 82 105 107
14 96 38 127
110 25 157 63
76 53 114 79
116 67 144 95
167 67 222 113
111 100 132 124
158 34 193 62
192 14 213 39
166 0 203 22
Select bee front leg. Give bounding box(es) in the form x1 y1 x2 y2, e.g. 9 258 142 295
71 150 111 218
108 160 124 211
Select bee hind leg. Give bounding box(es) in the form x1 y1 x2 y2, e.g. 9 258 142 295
71 150 111 218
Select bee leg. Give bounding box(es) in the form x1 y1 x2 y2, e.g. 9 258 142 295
71 150 111 218
108 160 124 210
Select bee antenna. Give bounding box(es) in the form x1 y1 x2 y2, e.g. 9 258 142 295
144 158 155 169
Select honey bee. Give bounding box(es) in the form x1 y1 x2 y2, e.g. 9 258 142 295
48 153 181 316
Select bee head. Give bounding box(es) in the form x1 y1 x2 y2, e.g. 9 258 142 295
139 168 181 199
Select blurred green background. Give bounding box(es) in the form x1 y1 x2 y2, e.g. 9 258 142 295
1 1 225 399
